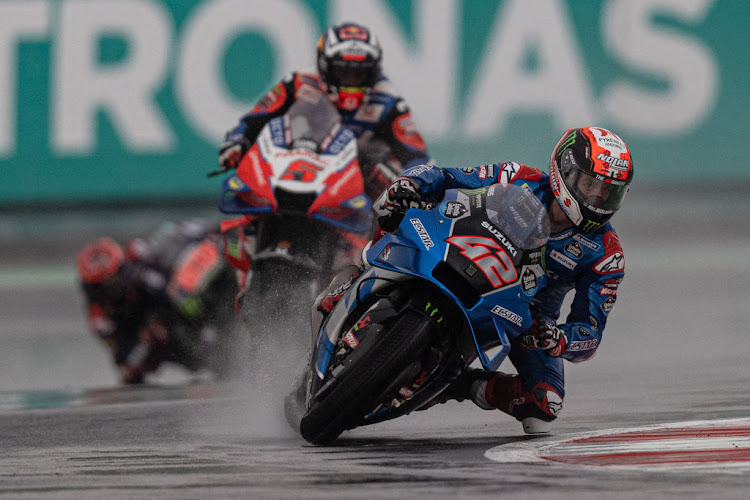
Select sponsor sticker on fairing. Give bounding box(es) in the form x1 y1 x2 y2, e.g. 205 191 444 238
472 193 483 209
228 176 245 190
410 218 434 249
481 221 517 257
326 129 354 154
491 305 523 327
398 386 415 399
440 201 468 219
521 268 538 296
329 279 354 298
343 330 359 348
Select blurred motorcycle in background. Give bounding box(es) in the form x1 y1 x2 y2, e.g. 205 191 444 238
77 221 241 384
214 84 373 359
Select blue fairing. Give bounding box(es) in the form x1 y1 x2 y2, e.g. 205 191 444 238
218 174 274 215
325 127 356 155
313 266 380 378
316 187 548 374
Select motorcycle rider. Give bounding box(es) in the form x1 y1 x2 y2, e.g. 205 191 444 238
217 21 431 202
75 220 237 384
370 126 634 434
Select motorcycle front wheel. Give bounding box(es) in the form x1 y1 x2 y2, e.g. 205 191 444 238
300 309 435 445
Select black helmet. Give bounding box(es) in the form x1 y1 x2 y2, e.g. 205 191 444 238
316 22 382 111
549 127 634 233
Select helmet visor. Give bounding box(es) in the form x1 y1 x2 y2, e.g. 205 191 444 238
560 149 629 218
330 59 377 88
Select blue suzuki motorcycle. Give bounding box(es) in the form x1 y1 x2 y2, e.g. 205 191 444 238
286 182 551 444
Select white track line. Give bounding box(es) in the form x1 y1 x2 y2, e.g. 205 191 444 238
486 418 750 474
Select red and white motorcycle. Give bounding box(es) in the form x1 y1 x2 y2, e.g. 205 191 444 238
216 84 372 346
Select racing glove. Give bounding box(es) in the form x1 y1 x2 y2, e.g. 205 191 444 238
384 177 422 212
519 320 567 357
218 134 251 171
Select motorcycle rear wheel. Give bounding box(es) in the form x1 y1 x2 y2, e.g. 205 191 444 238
300 309 435 445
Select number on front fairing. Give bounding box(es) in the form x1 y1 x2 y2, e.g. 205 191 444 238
446 235 518 288
281 160 323 182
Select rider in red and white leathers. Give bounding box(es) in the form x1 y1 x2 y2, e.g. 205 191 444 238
379 126 634 433
218 22 431 202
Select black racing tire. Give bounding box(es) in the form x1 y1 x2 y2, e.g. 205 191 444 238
300 309 435 445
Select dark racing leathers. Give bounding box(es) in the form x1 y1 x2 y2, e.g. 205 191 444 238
221 71 431 201
82 221 236 384
400 163 626 423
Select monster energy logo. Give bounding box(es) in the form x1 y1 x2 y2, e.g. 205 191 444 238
582 220 599 232
424 301 444 324
558 131 577 152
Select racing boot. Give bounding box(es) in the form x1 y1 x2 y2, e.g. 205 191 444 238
452 370 563 435
438 368 496 408
482 372 563 435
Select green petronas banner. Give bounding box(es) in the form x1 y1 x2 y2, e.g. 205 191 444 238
2 0 748 204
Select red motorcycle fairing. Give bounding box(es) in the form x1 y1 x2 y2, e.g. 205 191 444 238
308 161 368 222
226 143 370 232
233 146 277 213
221 122 372 234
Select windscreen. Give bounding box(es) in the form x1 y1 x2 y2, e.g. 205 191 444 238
484 184 550 250
288 86 341 148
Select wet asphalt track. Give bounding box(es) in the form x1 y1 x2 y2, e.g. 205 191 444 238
1 188 749 498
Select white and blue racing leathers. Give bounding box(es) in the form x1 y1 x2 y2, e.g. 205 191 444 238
400 162 626 419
